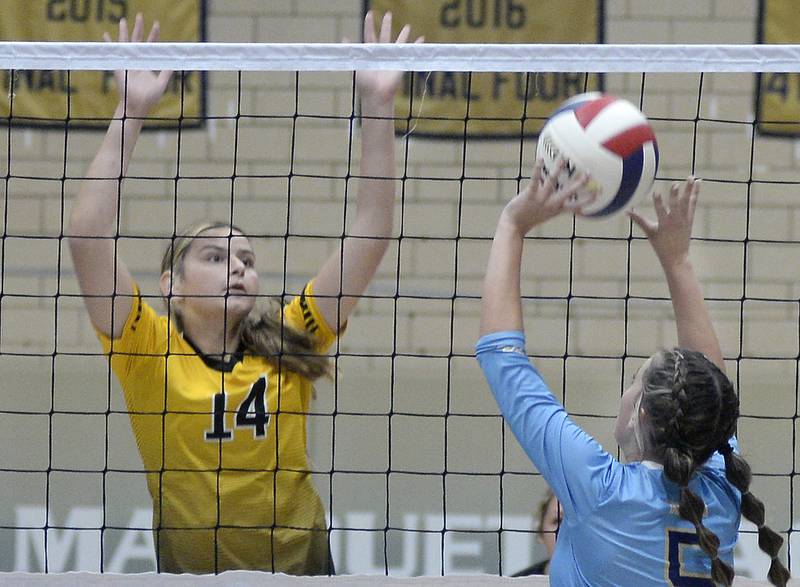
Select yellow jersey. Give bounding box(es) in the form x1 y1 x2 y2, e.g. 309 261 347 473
97 282 335 575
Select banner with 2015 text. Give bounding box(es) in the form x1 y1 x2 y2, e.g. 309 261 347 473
0 0 205 129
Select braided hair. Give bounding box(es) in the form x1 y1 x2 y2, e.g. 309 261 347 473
639 349 789 586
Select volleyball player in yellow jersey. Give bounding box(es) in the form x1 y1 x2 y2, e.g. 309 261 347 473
67 11 421 575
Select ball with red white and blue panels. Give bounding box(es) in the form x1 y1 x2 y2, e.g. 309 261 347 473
536 92 659 218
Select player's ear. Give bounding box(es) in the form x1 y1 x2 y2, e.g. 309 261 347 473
160 269 176 298
637 407 652 438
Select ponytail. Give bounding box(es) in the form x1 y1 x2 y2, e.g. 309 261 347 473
240 306 331 380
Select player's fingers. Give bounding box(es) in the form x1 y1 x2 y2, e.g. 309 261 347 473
147 20 161 44
628 209 657 236
653 192 668 222
118 17 129 43
528 159 546 197
669 177 692 225
690 177 701 202
667 181 680 211
678 175 695 206
540 159 564 198
414 35 425 44
571 185 596 214
530 158 544 182
395 24 411 44
363 11 375 43
557 173 590 208
103 31 112 43
131 13 144 43
686 178 700 221
157 69 174 92
379 11 392 44
567 191 596 216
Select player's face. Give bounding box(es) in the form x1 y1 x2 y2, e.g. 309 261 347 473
614 354 654 462
172 227 259 325
538 494 562 557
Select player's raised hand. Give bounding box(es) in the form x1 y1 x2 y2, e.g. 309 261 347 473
355 11 423 106
501 159 592 235
104 12 173 117
629 176 700 270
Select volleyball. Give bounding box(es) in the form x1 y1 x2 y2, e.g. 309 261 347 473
536 92 659 218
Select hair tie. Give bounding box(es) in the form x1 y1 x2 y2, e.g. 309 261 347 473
718 442 734 456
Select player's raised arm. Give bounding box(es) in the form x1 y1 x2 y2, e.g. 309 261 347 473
628 177 724 372
479 159 590 336
67 13 172 339
312 11 422 332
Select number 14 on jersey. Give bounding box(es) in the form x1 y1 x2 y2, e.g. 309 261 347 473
204 376 269 441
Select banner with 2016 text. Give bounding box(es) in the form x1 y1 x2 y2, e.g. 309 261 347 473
365 0 604 138
0 0 205 129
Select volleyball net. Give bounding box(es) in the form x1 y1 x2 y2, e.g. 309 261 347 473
1 42 799 584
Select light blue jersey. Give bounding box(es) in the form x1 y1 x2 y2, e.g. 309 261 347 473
476 331 741 587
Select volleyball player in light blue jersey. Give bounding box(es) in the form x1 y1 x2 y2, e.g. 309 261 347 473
476 162 789 586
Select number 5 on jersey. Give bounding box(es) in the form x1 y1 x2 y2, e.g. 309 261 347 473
666 529 714 586
205 376 269 441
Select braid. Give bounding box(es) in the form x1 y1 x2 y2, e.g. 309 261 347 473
640 348 790 586
720 450 790 586
664 352 733 584
664 446 733 586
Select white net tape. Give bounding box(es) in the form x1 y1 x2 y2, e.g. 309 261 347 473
0 43 798 71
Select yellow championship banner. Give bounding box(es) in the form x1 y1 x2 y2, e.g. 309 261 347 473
366 0 603 138
757 0 800 137
0 0 205 129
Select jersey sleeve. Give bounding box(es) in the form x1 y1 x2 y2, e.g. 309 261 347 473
476 331 619 518
282 280 339 353
94 286 170 413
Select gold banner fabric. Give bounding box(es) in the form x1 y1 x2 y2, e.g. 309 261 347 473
757 0 800 137
367 0 603 138
0 0 205 128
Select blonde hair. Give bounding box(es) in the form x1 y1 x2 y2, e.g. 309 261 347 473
160 221 331 380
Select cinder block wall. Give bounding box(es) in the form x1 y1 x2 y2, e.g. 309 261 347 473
1 0 795 577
